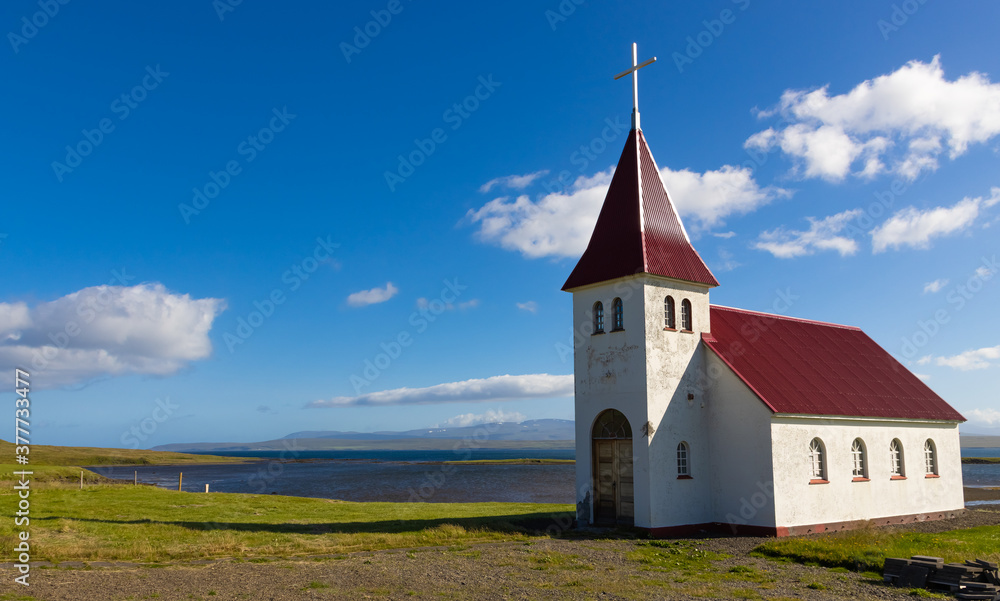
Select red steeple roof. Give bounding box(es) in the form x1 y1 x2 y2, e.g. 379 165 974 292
562 129 719 291
703 306 966 421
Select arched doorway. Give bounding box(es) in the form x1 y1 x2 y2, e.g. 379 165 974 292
592 409 634 525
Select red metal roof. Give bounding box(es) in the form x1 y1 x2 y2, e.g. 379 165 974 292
703 305 965 421
562 129 719 290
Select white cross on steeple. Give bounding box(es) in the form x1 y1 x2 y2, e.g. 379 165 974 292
614 43 656 131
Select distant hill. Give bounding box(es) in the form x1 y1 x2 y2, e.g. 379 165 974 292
282 419 575 442
961 435 1000 448
151 419 576 453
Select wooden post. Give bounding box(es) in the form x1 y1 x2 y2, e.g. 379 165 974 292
178 472 183 491
79 470 83 490
205 483 209 493
134 470 137 486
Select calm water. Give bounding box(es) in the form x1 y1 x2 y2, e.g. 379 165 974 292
90 447 1000 504
91 449 576 504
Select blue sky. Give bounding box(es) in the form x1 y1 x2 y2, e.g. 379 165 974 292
2 1 999 447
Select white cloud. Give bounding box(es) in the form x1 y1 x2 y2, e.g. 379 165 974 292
439 408 528 428
415 297 480 312
753 209 862 258
914 373 931 381
968 408 1000 426
0 283 225 389
922 279 949 294
747 56 1000 181
465 165 786 259
713 231 737 239
932 345 1000 371
516 301 539 313
871 188 999 252
479 170 550 193
346 282 398 307
307 373 573 408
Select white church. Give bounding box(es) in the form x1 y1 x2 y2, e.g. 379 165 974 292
565 46 966 537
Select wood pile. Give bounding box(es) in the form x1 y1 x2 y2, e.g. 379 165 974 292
883 556 1000 599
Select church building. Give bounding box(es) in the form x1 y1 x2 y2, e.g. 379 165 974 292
564 46 966 537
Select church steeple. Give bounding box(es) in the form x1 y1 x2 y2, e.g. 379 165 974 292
562 125 719 290
563 44 718 291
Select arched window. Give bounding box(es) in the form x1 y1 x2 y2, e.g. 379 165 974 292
681 299 693 331
664 296 676 329
890 439 905 477
851 438 868 479
808 438 826 482
676 442 690 477
593 302 604 334
924 439 938 476
612 298 624 331
592 409 632 439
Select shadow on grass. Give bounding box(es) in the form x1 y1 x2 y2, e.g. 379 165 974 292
33 512 588 537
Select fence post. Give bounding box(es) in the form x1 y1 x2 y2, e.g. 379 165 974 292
178 472 183 491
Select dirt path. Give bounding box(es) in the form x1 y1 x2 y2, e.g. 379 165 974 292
3 508 998 601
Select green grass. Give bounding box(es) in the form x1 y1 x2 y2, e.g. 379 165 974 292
963 457 1000 464
627 540 730 574
443 458 574 465
753 523 1000 572
0 480 574 563
0 439 247 466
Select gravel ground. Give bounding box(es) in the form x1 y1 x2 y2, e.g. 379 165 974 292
3 507 997 601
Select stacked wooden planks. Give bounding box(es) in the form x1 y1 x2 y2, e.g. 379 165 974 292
884 556 999 599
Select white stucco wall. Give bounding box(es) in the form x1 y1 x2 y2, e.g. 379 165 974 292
643 276 714 528
704 351 777 530
571 276 650 525
770 417 964 528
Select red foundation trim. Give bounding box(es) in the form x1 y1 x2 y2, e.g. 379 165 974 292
637 509 965 539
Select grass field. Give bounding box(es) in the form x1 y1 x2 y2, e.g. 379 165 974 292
753 523 1000 572
0 475 574 563
963 457 1000 464
0 439 247 467
443 458 575 465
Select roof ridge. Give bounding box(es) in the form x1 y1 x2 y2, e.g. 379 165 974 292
709 304 862 331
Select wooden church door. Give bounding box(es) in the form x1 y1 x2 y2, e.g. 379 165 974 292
592 409 634 525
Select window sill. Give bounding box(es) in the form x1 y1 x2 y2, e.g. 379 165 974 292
809 479 829 485
852 477 870 482
890 475 907 480
610 328 624 333
680 329 694 334
592 331 604 336
676 475 693 480
664 327 677 332
925 474 940 479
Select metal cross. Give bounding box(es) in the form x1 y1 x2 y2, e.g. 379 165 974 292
614 43 656 130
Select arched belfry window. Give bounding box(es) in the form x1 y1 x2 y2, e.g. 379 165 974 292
664 296 676 329
592 409 632 439
681 299 693 331
612 298 624 331
593 302 604 334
